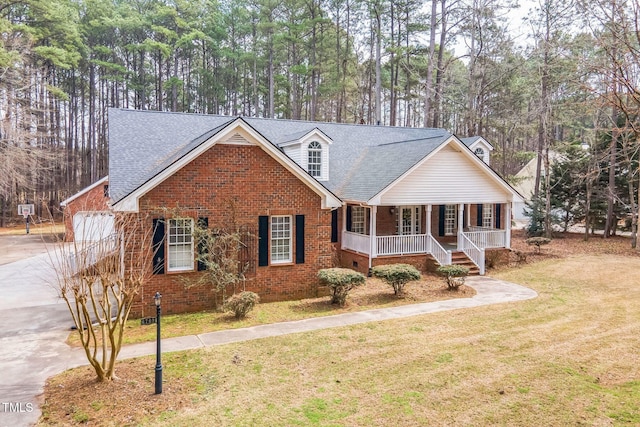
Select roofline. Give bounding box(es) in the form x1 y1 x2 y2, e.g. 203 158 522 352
462 136 494 151
111 117 342 212
367 136 523 205
60 176 108 207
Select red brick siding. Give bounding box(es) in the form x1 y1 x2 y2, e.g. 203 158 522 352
339 249 435 275
63 182 110 242
128 144 333 317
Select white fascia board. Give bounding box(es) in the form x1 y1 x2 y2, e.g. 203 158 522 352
60 176 108 207
299 128 333 145
468 137 494 153
367 136 521 205
112 118 342 212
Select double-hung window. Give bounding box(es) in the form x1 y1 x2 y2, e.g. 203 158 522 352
271 215 292 264
351 206 365 234
168 218 194 271
308 141 322 178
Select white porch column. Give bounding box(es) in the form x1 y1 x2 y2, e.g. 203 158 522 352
426 205 432 236
466 204 471 229
505 202 512 248
342 205 347 233
369 206 377 271
457 203 464 250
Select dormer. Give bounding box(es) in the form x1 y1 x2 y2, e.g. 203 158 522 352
461 136 493 166
277 128 332 181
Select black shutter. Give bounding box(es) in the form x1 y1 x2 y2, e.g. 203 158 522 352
496 204 502 229
346 206 352 232
197 217 209 271
330 209 338 243
295 215 305 264
477 204 483 227
438 205 445 236
258 216 269 267
152 218 165 275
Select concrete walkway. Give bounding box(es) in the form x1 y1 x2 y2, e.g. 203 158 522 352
117 276 538 358
0 242 537 427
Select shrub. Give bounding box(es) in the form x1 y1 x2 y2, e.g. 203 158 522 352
318 268 366 306
437 265 470 290
223 291 260 319
371 264 421 296
526 236 551 253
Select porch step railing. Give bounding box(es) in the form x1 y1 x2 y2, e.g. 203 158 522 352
426 234 451 266
464 229 506 249
459 232 485 275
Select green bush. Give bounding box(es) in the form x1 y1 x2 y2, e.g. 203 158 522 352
436 265 470 290
318 268 366 306
223 291 260 319
371 264 421 296
526 236 551 253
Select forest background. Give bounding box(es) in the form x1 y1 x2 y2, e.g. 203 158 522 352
1 0 639 243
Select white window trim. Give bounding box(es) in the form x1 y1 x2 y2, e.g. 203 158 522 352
399 205 421 235
352 206 366 234
308 141 322 178
167 218 194 272
445 205 456 236
270 215 292 264
482 203 493 228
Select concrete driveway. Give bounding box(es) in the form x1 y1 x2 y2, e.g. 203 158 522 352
0 235 85 427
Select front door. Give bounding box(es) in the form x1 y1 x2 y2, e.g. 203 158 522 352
399 206 421 235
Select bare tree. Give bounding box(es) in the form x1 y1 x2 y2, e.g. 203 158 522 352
47 211 153 381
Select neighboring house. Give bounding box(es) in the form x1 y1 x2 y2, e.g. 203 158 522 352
66 109 522 316
511 151 559 224
60 176 112 243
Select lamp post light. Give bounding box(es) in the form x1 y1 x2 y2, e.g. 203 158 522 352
154 292 163 394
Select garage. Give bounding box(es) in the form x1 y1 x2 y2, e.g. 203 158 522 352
72 211 115 243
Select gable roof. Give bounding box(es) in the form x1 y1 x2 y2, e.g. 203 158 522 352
109 112 341 211
108 109 519 209
460 136 494 151
60 176 108 207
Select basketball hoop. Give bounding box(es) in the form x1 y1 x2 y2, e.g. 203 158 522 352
17 204 34 234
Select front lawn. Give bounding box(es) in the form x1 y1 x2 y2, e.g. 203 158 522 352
41 232 640 426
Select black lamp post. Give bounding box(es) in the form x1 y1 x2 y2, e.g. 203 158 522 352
154 292 163 394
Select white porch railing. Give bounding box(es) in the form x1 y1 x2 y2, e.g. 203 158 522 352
426 234 452 266
342 231 370 254
459 232 485 275
342 232 453 267
376 234 430 256
464 228 506 248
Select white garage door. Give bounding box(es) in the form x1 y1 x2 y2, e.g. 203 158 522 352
73 211 115 243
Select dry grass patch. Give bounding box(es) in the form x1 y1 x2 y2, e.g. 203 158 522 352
41 232 640 426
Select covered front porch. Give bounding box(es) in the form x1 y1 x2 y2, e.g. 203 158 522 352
340 203 512 275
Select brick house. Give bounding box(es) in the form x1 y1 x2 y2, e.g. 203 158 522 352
67 109 521 316
60 176 111 243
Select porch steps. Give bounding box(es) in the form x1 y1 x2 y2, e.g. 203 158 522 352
450 251 480 275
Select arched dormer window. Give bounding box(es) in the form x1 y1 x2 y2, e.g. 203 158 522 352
308 141 322 177
474 147 485 159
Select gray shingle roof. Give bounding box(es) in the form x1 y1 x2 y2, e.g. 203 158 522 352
108 109 454 204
